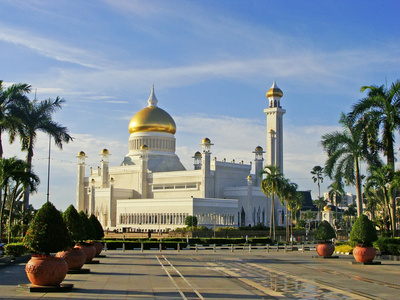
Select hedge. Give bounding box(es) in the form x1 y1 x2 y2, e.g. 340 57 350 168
4 243 29 257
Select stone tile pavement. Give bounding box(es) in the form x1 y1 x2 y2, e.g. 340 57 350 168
0 249 399 299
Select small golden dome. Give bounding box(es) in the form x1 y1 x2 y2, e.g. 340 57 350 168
324 205 332 211
255 146 263 152
101 148 109 154
247 175 252 179
266 80 283 98
194 151 201 157
78 151 86 156
202 137 211 144
140 144 148 150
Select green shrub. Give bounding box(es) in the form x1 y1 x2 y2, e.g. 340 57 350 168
349 214 378 246
314 221 336 242
89 214 104 240
23 202 71 255
63 205 85 243
374 237 400 255
4 243 29 257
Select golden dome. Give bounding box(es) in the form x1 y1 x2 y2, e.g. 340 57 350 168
128 86 177 135
129 106 176 134
202 137 211 144
194 151 202 157
247 175 252 179
266 80 283 98
140 144 148 150
255 146 263 152
78 151 86 156
101 148 109 154
324 205 332 211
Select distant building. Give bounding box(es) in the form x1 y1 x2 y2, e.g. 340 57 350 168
76 82 287 232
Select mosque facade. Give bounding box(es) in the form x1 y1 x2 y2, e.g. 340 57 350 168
76 82 287 232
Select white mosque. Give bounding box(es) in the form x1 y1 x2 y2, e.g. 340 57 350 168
76 82 287 232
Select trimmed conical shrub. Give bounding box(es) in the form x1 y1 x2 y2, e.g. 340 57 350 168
89 214 104 240
63 205 85 243
79 211 96 241
24 202 71 255
315 221 336 242
350 214 378 246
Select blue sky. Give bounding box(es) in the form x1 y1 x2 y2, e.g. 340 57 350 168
1 0 400 211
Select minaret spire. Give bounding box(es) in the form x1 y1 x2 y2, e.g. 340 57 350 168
147 83 158 107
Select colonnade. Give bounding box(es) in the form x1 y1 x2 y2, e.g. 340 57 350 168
196 213 235 226
120 212 188 225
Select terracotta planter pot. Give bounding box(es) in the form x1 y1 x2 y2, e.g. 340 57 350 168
56 248 86 270
75 243 96 262
25 256 68 286
353 246 376 263
316 242 335 257
88 241 103 256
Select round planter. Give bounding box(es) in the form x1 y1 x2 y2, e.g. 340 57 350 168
75 243 96 262
353 245 376 263
56 248 86 270
88 241 103 256
25 256 68 286
316 242 335 257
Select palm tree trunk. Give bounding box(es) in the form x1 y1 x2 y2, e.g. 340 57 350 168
7 185 20 243
269 192 273 239
354 157 363 217
23 141 34 214
0 187 8 243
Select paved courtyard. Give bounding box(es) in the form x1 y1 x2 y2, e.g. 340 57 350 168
1 249 399 299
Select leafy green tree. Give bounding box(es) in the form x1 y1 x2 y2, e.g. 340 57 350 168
350 80 400 236
9 97 73 211
311 166 324 199
63 205 85 243
89 214 104 240
321 113 375 217
23 202 71 255
79 211 95 240
0 157 39 242
185 215 198 228
260 165 284 241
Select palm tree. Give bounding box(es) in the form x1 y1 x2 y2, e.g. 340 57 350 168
0 157 39 242
328 179 344 226
313 197 327 221
260 165 284 241
364 165 392 232
311 166 324 199
0 81 31 158
321 113 377 217
350 80 400 236
9 97 73 211
279 179 295 242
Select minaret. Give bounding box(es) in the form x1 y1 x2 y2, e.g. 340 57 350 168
139 144 149 198
252 146 265 186
192 151 202 170
264 81 285 172
200 137 213 198
100 148 110 188
76 151 87 212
